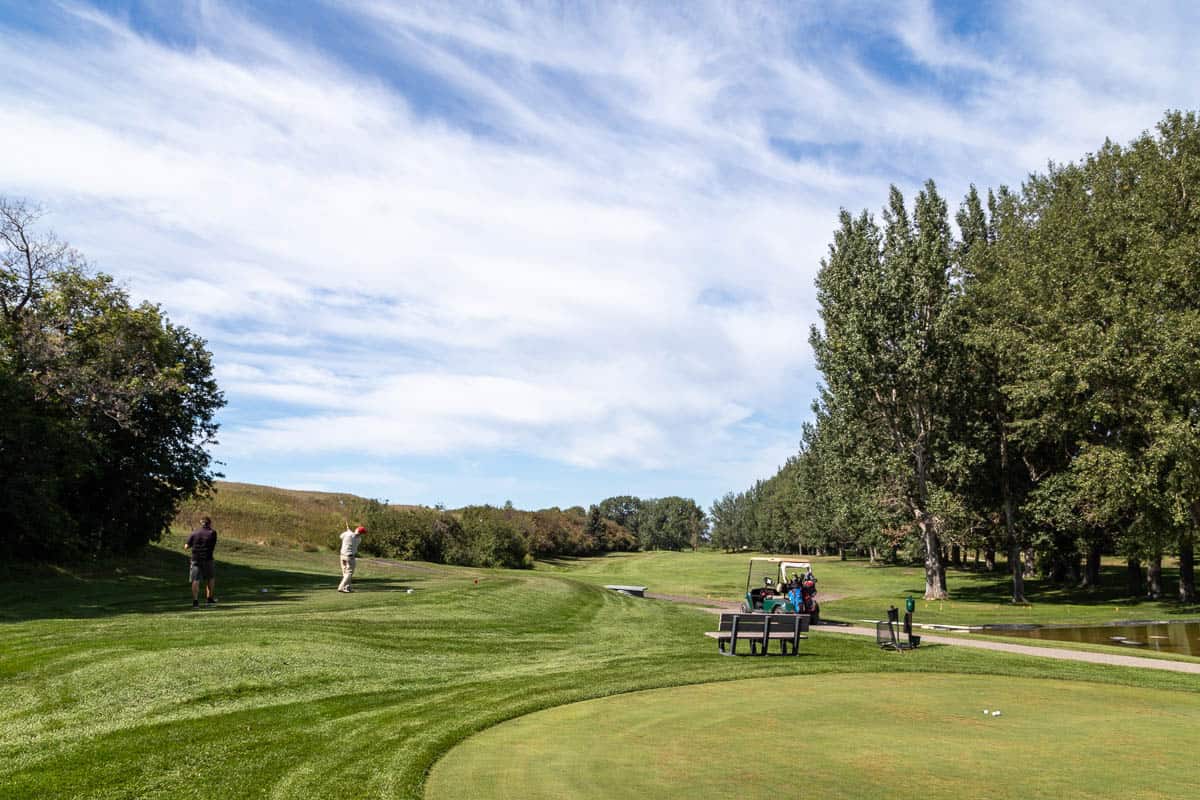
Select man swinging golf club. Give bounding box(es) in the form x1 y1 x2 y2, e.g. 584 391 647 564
338 524 366 593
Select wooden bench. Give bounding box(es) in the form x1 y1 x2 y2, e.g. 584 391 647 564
704 612 809 656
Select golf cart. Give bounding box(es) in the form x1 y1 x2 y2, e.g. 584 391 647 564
741 557 820 623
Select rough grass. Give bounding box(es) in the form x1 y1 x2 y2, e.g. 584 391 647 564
175 481 367 550
542 550 1200 625
4 543 1199 800
428 673 1200 800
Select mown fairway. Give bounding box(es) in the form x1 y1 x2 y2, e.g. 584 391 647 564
3 542 1199 800
542 550 1200 625
428 673 1200 800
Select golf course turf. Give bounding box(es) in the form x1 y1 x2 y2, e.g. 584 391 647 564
428 673 1200 800
542 550 1200 625
2 540 1199 799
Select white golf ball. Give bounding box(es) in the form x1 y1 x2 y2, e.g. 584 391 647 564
983 709 989 714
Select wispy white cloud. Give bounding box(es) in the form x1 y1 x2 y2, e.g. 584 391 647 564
1 0 1196 505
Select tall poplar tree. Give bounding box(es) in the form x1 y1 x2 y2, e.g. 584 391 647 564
811 182 960 599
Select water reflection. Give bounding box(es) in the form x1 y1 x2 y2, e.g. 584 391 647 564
986 620 1200 656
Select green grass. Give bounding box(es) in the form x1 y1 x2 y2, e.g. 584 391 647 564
428 673 1200 800
3 543 1199 799
542 550 1200 626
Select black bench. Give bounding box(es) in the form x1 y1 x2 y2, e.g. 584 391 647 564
705 612 809 656
876 607 921 651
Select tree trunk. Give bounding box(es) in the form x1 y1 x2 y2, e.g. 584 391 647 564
839 545 846 561
1146 555 1162 599
985 545 996 572
1008 541 1026 604
869 546 878 564
1126 558 1143 598
998 423 1024 601
919 515 947 600
1068 555 1082 586
1082 543 1101 589
951 544 962 567
1179 536 1195 604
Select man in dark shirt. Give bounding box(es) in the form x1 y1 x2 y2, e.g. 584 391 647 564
185 516 218 608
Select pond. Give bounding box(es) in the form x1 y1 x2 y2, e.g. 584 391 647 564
985 620 1200 657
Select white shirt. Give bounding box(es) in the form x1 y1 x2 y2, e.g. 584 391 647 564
339 530 362 557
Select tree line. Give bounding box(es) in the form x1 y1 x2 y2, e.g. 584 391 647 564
1 200 223 561
354 500 639 569
714 111 1200 604
357 494 707 569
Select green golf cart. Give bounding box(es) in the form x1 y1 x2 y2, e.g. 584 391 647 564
741 557 820 622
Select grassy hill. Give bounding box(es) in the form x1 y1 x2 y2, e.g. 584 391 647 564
175 481 368 550
174 482 634 559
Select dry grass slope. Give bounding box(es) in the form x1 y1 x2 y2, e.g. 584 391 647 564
175 481 373 550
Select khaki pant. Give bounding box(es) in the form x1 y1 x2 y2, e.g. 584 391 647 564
338 556 356 591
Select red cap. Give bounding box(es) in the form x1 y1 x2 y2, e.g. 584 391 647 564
355 526 367 534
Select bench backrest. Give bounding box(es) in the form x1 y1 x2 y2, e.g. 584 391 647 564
718 613 768 632
717 613 809 633
766 615 800 636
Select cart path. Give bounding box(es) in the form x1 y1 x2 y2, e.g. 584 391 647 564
644 593 1200 674
835 625 1200 674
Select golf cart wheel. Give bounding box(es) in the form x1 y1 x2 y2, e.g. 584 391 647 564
741 601 752 613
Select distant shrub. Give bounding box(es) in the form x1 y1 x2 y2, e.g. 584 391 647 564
176 482 637 569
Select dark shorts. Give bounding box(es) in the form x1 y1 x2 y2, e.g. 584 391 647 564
190 560 214 582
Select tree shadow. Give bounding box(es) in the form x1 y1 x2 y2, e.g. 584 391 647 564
0 544 429 623
930 563 1196 612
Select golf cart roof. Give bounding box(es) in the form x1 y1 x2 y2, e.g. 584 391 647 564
747 558 812 569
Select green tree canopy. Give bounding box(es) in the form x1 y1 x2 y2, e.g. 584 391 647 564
0 199 224 560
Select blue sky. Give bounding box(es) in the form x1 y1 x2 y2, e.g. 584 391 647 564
2 1 1198 509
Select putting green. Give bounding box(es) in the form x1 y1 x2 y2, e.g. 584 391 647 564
427 673 1200 800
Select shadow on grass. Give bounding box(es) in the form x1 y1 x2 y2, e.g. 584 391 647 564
880 563 1200 618
0 544 429 623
